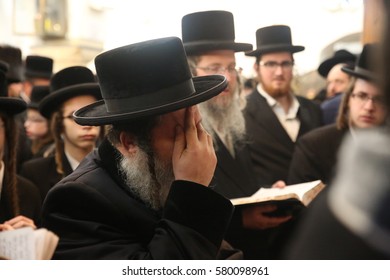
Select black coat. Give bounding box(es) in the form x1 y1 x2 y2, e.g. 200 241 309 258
41 139 234 260
288 124 347 185
19 153 73 202
243 89 323 184
0 175 41 225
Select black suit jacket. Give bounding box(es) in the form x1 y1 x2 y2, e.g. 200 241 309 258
19 154 73 202
288 124 347 185
0 175 42 225
243 89 323 184
41 139 234 260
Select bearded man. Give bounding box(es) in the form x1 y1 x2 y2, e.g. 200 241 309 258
41 37 237 260
244 25 323 185
182 11 294 260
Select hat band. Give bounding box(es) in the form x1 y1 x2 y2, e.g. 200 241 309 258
104 79 196 113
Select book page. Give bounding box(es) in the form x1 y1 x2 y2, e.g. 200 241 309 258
231 180 323 206
0 227 35 260
253 180 322 201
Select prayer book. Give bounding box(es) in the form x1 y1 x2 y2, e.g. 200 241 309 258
230 180 325 216
0 227 59 260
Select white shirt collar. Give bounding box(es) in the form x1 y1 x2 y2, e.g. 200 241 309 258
64 151 80 171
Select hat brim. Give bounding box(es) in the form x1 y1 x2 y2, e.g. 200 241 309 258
245 45 304 57
39 83 101 118
0 97 26 116
184 41 253 56
342 67 377 82
318 57 356 78
74 75 227 126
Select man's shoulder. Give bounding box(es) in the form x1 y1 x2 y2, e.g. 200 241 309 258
299 124 343 143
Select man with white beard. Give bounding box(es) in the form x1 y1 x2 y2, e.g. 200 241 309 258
41 37 238 260
182 10 292 260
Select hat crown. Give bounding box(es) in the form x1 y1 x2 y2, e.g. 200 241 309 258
30 85 50 104
95 37 193 105
50 66 96 93
25 55 53 79
355 43 378 72
0 45 23 82
256 25 293 47
182 10 236 44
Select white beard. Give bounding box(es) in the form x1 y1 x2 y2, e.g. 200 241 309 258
199 90 246 150
119 146 174 211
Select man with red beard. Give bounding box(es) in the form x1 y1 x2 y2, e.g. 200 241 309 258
240 25 322 259
41 37 237 259
181 11 292 260
244 25 323 186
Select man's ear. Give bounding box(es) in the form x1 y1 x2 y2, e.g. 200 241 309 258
253 62 259 72
119 131 137 155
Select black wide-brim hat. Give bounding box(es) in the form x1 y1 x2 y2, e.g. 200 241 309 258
342 43 379 82
74 37 227 126
25 55 54 79
0 97 27 116
181 10 252 55
318 49 356 78
39 66 101 119
245 25 304 57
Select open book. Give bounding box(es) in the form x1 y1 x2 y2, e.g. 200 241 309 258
230 180 325 216
0 227 59 260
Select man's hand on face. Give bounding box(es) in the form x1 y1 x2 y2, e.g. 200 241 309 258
172 106 217 187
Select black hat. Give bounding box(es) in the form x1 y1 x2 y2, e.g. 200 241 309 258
0 45 24 83
74 37 227 126
25 55 54 79
318 49 357 78
39 66 101 118
29 85 50 110
245 25 304 57
0 61 8 97
342 43 379 82
181 10 253 56
0 68 26 115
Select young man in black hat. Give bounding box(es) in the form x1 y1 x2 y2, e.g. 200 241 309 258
41 37 237 260
288 43 388 186
244 25 323 185
181 10 291 260
20 66 101 202
284 40 390 259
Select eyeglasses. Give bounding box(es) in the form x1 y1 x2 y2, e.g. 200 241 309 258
196 65 237 75
259 61 294 70
351 92 385 107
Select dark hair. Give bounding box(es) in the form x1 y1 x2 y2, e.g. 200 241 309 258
50 110 66 176
1 113 20 217
106 116 160 149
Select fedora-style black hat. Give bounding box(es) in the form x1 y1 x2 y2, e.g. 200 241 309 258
181 10 253 56
74 37 227 126
25 55 54 79
245 25 304 57
318 49 356 78
39 66 101 118
0 45 24 83
342 43 379 82
29 85 50 110
0 67 26 115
